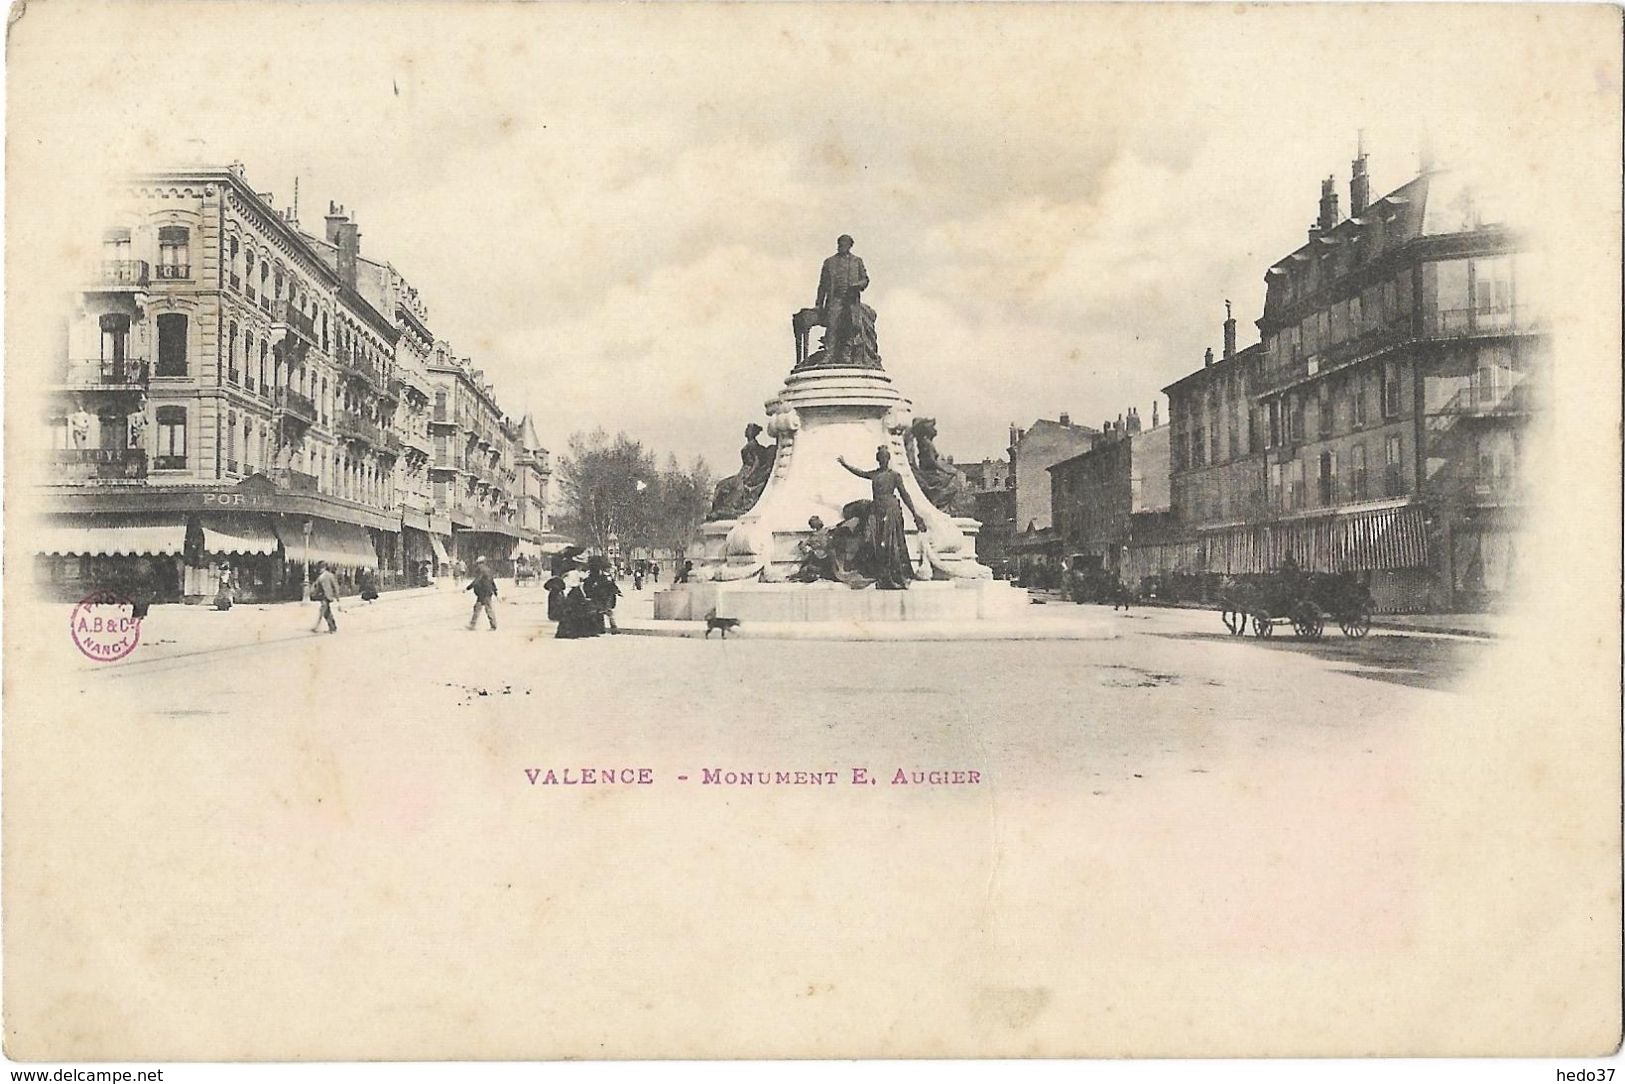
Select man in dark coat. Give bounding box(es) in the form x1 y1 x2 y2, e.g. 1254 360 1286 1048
466 556 499 630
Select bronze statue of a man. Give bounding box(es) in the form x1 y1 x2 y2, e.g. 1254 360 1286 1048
814 235 880 368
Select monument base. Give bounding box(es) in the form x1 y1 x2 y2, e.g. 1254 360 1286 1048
653 579 1028 623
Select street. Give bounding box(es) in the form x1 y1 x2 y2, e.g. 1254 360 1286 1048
10 585 1521 1057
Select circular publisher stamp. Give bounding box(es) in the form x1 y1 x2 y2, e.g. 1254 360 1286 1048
70 589 142 662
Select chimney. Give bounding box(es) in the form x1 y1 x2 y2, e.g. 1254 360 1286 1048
1126 407 1142 435
1152 401 1160 428
1350 132 1370 216
325 201 348 244
1223 299 1237 361
1204 347 1214 368
1308 223 1322 243
328 204 361 291
1058 412 1070 426
1317 175 1340 230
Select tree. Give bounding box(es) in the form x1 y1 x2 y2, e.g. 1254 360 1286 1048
557 433 715 559
556 429 658 555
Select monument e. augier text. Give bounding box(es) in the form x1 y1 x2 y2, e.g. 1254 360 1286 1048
654 237 1026 624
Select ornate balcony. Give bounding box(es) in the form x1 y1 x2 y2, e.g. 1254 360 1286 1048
49 447 147 483
271 299 319 349
274 387 318 427
94 260 150 288
336 412 383 447
59 357 150 390
1422 305 1542 339
154 263 192 281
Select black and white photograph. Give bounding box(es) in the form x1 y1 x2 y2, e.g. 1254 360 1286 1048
3 1 1620 1076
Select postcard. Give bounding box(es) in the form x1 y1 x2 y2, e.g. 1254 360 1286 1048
4 0 1620 1063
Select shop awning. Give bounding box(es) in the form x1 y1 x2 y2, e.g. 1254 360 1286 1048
198 514 280 556
1266 502 1428 573
274 517 378 570
33 514 188 556
428 533 450 563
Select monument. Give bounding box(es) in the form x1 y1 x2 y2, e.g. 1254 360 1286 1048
654 236 1026 623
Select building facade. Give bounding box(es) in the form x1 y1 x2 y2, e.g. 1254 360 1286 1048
1051 413 1171 577
1006 415 1099 572
1160 152 1545 612
35 165 553 602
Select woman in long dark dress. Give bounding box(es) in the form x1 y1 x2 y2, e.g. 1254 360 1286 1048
838 446 926 589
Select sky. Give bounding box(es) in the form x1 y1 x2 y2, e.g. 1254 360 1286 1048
7 1 1611 471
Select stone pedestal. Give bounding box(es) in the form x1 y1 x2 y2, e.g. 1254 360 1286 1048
656 364 1020 621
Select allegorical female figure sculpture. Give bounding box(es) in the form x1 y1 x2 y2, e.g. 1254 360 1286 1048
706 422 777 520
906 417 974 516
838 446 926 590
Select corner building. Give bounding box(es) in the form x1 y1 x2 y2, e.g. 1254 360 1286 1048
1163 151 1546 612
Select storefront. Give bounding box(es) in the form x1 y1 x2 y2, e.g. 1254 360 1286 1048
32 476 402 604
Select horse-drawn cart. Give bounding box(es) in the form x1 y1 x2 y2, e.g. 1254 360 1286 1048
1218 569 1374 641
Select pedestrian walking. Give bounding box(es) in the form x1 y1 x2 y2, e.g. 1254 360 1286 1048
466 556 499 630
633 566 645 591
310 561 341 633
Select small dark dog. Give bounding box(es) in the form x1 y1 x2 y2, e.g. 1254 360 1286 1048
704 612 741 639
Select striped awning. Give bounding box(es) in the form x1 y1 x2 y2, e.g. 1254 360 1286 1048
33 514 188 556
1201 525 1270 575
198 514 280 556
1267 503 1429 573
274 517 378 570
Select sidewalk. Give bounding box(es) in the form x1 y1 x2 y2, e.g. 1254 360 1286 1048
1368 612 1506 638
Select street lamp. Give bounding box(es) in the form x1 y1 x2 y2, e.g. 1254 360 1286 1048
301 518 313 601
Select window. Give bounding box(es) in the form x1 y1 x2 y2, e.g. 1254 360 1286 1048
1318 388 1333 438
226 411 238 473
1474 361 1501 406
155 313 188 376
1476 430 1516 491
1288 394 1304 444
157 226 190 279
1190 426 1206 469
1317 450 1338 506
1384 435 1404 496
155 406 187 469
1381 362 1402 418
99 313 130 366
1267 400 1281 448
1285 459 1305 511
259 342 268 394
244 333 256 391
47 416 69 449
102 227 132 264
245 250 257 298
1228 403 1241 461
228 323 240 384
1352 373 1368 428
1351 444 1368 501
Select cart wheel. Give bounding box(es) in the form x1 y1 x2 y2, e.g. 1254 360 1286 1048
1251 613 1273 638
1293 602 1325 641
1340 605 1372 639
